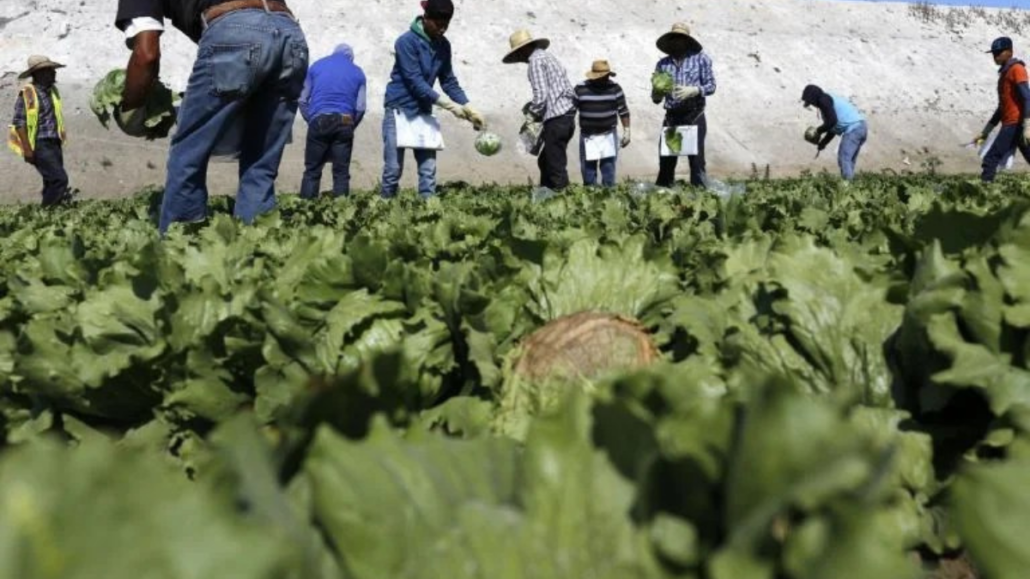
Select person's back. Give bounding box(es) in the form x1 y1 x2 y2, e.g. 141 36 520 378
299 44 366 200
826 93 864 135
303 47 367 122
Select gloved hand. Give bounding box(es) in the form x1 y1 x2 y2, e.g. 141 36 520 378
115 105 149 138
973 133 987 147
672 85 701 100
620 127 631 148
434 96 465 119
1023 122 1030 146
462 104 486 130
522 101 542 124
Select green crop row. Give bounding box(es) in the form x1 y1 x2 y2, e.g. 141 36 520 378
0 175 1029 578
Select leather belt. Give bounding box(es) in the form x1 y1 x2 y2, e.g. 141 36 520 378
317 113 355 126
202 0 293 28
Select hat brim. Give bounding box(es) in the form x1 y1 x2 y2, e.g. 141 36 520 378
585 70 616 80
656 32 702 55
18 61 64 80
502 38 550 64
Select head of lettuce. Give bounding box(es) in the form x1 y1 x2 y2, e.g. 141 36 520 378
90 69 179 140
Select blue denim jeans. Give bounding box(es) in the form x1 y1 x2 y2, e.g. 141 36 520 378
33 138 70 206
380 108 437 198
838 121 868 181
981 123 1030 182
579 132 618 187
300 114 355 198
159 9 308 233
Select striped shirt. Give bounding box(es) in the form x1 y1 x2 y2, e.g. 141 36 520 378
12 84 60 140
655 51 716 114
573 80 629 135
527 49 576 122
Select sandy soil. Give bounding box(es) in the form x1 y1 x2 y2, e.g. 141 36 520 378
0 0 1018 203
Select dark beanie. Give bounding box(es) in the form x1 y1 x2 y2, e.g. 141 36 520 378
801 84 824 106
423 0 454 18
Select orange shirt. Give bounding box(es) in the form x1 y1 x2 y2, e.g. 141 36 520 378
998 61 1029 126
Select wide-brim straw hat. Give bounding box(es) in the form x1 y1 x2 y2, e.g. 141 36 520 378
18 55 65 80
656 23 703 55
503 29 550 64
585 59 616 80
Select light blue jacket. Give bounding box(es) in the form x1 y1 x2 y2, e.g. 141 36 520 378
828 93 865 135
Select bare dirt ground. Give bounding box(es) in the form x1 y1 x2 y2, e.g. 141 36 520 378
0 0 1018 203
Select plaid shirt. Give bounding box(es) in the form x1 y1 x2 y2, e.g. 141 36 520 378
12 84 60 140
527 49 575 121
655 52 716 115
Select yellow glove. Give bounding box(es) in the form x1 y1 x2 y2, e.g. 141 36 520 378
434 96 464 119
672 85 701 100
462 104 486 130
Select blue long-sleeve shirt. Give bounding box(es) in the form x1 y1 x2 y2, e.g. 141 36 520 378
655 51 716 115
299 44 367 125
383 17 468 115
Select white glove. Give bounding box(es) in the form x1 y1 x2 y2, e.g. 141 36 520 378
115 105 149 138
672 85 701 100
434 96 464 119
462 104 486 130
620 127 631 148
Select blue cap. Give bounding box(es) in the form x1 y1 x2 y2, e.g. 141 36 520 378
988 37 1013 54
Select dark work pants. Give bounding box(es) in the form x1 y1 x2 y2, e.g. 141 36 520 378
657 112 707 188
33 138 69 206
538 112 576 190
300 114 356 198
981 123 1030 182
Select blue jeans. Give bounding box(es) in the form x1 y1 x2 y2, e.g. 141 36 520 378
159 9 308 233
579 132 618 187
981 123 1030 182
381 108 437 198
300 114 355 198
838 121 868 181
33 138 69 206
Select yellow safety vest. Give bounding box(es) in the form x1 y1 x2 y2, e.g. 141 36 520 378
7 84 65 157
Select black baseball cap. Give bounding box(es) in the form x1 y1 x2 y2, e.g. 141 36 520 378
988 37 1013 55
422 0 454 19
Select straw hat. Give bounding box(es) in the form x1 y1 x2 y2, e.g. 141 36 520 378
18 55 65 80
585 60 616 80
502 30 550 64
656 23 703 55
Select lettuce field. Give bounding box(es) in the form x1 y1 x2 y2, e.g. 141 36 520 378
1 175 1030 578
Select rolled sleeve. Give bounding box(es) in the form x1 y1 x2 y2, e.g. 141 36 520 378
122 16 164 39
